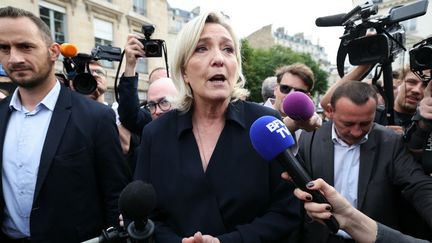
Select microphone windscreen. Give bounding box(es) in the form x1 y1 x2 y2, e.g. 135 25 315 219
315 13 346 27
118 180 157 221
282 91 315 120
60 43 78 57
249 116 295 161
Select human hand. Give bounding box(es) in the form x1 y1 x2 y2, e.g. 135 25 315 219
385 125 404 135
283 112 322 133
292 178 353 229
182 232 220 243
418 80 432 130
124 34 146 76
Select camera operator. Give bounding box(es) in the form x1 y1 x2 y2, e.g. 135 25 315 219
86 60 108 103
67 59 109 104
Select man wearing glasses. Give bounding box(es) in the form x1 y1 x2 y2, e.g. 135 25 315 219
145 77 178 120
264 63 322 133
87 60 108 104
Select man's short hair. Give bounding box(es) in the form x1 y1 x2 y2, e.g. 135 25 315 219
261 76 277 101
0 6 53 45
330 82 378 109
275 63 315 91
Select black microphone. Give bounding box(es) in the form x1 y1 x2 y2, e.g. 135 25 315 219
82 181 157 243
119 180 157 242
315 13 346 27
249 116 340 234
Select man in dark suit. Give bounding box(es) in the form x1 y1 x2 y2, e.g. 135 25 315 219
0 6 131 242
297 81 432 243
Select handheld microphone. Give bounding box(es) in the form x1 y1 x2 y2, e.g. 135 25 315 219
119 180 156 242
82 181 156 243
60 43 78 57
249 116 339 233
282 91 315 120
315 13 346 27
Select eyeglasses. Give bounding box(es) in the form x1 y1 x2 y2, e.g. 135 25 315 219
279 84 308 94
146 98 171 114
90 69 107 77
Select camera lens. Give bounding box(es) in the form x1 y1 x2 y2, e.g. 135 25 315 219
73 73 97 95
145 41 162 57
415 46 432 66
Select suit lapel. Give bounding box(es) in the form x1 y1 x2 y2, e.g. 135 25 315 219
0 97 12 198
314 122 335 185
34 87 72 201
357 125 377 210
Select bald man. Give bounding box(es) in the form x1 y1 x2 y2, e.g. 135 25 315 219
146 77 178 120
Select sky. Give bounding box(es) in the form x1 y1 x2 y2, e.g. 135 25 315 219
167 0 354 65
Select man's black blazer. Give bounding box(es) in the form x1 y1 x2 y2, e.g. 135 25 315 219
0 86 131 242
296 121 432 243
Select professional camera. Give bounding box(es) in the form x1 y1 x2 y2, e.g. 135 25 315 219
316 0 428 126
337 0 428 68
139 25 164 58
410 37 432 82
63 45 122 95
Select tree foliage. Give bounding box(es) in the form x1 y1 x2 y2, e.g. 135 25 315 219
240 39 328 102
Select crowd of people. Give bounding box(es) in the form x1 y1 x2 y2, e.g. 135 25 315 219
0 5 432 243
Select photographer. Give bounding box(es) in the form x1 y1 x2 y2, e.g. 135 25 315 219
117 34 176 135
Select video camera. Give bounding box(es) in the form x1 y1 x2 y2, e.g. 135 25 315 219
316 0 428 125
63 44 122 95
336 0 428 73
410 37 432 83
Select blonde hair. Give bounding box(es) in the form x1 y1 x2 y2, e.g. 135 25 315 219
171 11 249 112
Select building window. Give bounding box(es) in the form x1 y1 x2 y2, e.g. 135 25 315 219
136 58 148 74
39 1 66 44
94 18 114 68
133 0 147 16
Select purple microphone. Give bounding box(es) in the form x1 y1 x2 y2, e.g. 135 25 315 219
282 91 315 120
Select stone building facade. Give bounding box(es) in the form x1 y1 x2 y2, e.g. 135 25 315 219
1 0 182 104
246 24 330 68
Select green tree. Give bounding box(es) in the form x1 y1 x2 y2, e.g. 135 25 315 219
241 39 328 102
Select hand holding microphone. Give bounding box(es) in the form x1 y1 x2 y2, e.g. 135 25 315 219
249 116 339 233
282 91 322 132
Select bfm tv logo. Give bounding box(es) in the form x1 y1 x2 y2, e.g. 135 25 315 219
265 119 290 139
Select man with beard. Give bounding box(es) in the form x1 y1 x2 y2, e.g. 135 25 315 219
320 65 426 134
0 6 130 242
320 65 432 241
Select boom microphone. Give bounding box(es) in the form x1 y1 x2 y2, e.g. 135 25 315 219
249 116 340 233
60 43 78 57
315 13 346 27
282 91 315 120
